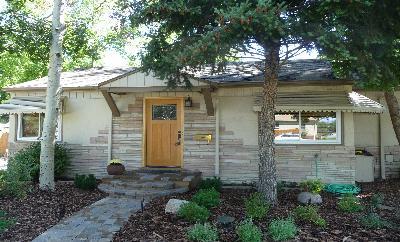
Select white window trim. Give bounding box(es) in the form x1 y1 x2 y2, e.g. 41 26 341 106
17 113 62 142
275 111 342 145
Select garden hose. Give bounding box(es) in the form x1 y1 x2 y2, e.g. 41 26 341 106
325 183 361 195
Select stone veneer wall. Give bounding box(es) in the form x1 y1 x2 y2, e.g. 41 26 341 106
219 125 356 184
363 146 400 179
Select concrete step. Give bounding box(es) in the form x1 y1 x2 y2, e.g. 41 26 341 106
98 183 188 199
106 180 175 190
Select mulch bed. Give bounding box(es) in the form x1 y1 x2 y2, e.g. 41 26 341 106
0 181 106 242
113 180 400 241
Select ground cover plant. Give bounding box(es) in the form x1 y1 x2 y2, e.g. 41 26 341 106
198 177 222 192
244 192 270 220
300 179 325 194
338 194 364 213
74 174 97 190
187 223 218 242
192 188 220 209
178 202 210 223
236 219 262 242
293 205 327 227
268 217 297 241
0 210 14 233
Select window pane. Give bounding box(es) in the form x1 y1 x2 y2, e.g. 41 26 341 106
21 113 39 137
301 112 337 141
275 112 300 141
152 105 177 120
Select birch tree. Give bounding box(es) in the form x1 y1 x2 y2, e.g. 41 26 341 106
39 0 64 190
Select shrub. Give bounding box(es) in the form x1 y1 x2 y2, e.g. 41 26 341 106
338 194 364 213
293 205 327 228
187 223 218 242
198 177 222 192
299 179 324 194
0 156 32 197
268 217 297 241
245 192 270 220
236 219 263 242
192 188 220 209
9 142 70 180
178 202 210 223
0 210 15 233
74 174 97 190
360 213 391 229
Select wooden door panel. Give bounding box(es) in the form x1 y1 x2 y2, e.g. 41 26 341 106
145 98 182 167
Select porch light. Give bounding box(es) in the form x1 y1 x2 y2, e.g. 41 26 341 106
185 96 192 107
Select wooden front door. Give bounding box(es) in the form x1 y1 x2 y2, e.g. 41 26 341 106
145 98 183 167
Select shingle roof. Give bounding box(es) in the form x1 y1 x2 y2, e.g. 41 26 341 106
192 59 338 84
5 67 136 90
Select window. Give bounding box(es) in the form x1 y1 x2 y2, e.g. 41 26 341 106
17 113 62 141
152 104 177 120
274 111 341 144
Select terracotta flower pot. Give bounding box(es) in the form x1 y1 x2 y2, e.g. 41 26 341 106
107 164 125 175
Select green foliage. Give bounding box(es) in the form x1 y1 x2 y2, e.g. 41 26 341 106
0 153 32 198
370 193 384 209
0 210 15 233
299 179 325 194
268 217 297 241
9 142 70 180
192 188 220 209
198 177 222 192
236 219 262 242
187 223 218 242
178 202 210 223
293 205 327 228
74 174 97 190
360 213 391 229
244 192 270 220
338 194 364 213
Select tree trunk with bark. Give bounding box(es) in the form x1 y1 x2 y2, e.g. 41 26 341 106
39 0 64 190
258 43 280 204
385 90 400 144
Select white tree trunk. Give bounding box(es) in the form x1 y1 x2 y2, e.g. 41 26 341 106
39 0 64 190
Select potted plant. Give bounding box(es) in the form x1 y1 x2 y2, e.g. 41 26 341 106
107 159 125 175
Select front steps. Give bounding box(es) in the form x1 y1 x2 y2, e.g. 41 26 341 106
99 169 201 199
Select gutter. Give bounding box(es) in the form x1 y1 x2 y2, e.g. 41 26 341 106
215 98 220 176
108 112 113 162
379 96 386 179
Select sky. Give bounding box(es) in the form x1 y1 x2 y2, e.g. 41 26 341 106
0 0 319 68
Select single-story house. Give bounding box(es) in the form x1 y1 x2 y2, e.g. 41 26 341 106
1 59 399 184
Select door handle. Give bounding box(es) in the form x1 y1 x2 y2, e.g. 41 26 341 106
176 130 182 145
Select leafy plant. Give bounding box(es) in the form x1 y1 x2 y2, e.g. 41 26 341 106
268 217 297 241
245 192 270 220
293 205 327 228
198 177 222 192
236 219 262 242
0 155 32 197
370 193 384 210
338 194 364 213
0 210 15 233
187 223 218 242
360 213 391 229
108 159 123 165
9 142 70 180
74 174 97 190
192 188 220 209
178 202 210 223
299 179 325 194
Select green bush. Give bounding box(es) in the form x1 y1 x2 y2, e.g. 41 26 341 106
245 192 270 220
178 202 210 223
0 210 15 233
74 174 97 190
338 194 364 213
192 188 220 209
199 177 222 192
187 223 218 242
236 219 262 242
299 179 324 194
360 213 391 229
0 155 32 197
268 217 297 241
9 142 69 180
293 205 327 228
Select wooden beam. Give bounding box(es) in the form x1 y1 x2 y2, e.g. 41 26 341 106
101 90 120 117
100 86 203 93
201 88 214 116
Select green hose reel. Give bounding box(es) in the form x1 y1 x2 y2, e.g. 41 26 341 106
325 184 361 195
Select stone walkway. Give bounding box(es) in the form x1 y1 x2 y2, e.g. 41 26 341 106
33 197 143 242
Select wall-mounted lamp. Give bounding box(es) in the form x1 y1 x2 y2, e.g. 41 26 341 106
185 96 192 107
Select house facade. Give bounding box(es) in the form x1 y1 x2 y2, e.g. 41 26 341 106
1 60 398 184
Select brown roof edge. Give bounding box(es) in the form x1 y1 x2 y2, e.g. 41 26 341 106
96 68 141 87
211 79 354 87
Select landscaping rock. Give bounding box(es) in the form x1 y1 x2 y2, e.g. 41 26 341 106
165 199 189 214
297 192 322 204
217 215 235 227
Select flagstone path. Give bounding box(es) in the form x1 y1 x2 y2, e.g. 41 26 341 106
32 196 143 242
